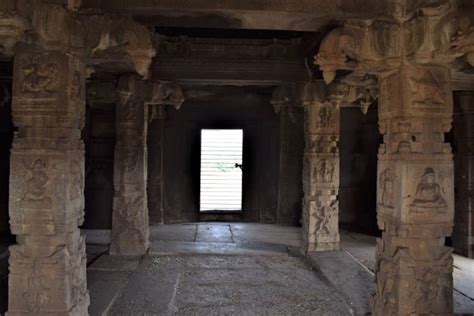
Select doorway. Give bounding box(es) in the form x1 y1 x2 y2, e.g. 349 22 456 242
200 129 243 212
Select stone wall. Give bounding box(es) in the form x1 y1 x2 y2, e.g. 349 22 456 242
339 104 381 234
155 85 303 224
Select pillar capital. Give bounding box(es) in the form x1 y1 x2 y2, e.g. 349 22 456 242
0 2 30 56
146 81 185 121
315 0 474 83
300 77 377 114
0 0 156 78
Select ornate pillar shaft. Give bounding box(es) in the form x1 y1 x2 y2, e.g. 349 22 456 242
302 83 340 252
8 49 89 314
453 92 474 258
110 75 149 256
373 64 454 315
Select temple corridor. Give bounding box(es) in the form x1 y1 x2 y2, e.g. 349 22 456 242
2 0 474 314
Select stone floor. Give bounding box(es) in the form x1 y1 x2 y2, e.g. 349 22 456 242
336 231 474 315
87 223 354 315
85 223 474 315
0 224 471 314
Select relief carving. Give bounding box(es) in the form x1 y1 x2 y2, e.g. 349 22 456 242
314 158 335 182
23 260 51 313
21 159 52 209
20 59 60 94
314 200 337 235
409 70 448 109
413 268 441 312
379 168 395 208
317 104 334 128
374 258 396 312
411 167 447 210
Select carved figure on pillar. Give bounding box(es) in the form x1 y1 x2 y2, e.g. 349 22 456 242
314 0 474 313
9 48 89 315
301 81 341 252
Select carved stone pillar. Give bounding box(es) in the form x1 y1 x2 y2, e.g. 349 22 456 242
453 92 474 258
110 75 149 256
8 48 89 314
271 85 304 226
373 64 454 315
146 81 184 224
301 82 340 252
314 1 474 313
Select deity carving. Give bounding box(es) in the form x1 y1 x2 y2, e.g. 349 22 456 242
379 168 395 208
21 159 52 209
314 158 335 182
413 268 442 313
23 261 51 313
412 167 447 209
317 105 334 128
309 135 323 153
20 60 59 94
314 203 335 235
374 258 396 311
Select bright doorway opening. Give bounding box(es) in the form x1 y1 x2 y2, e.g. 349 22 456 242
200 129 243 212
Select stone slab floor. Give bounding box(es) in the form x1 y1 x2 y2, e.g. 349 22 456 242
85 223 474 315
87 223 353 315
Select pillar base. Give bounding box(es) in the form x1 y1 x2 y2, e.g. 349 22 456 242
306 241 340 252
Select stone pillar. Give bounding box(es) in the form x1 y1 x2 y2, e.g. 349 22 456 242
110 75 149 256
271 85 304 226
314 1 474 312
146 81 184 225
373 64 455 314
453 92 474 258
8 49 89 314
147 107 165 224
301 82 340 252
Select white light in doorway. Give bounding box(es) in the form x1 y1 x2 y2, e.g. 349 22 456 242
200 129 243 212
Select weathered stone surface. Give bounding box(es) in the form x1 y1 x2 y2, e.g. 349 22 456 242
146 81 184 224
314 1 472 313
109 75 150 256
8 48 89 315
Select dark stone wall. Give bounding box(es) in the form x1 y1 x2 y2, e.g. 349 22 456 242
152 85 303 224
82 103 116 229
339 104 381 235
80 83 379 231
0 62 12 234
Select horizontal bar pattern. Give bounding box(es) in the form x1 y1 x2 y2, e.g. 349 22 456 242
200 129 243 212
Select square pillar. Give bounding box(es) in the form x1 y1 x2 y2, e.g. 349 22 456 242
373 64 454 315
452 92 474 258
8 49 89 314
302 83 340 252
109 74 149 256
